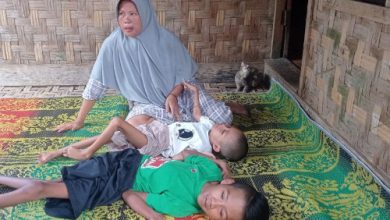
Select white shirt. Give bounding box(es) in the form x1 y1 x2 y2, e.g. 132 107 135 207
162 116 214 158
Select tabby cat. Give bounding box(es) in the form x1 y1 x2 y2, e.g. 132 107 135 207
235 62 271 93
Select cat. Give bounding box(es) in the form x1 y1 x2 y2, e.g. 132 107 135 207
235 62 271 93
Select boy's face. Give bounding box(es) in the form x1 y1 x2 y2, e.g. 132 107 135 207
198 182 246 220
117 1 142 37
209 124 240 149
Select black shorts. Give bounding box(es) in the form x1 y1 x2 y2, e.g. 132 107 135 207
45 148 142 219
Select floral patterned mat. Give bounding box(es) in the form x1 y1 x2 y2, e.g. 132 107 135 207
0 81 389 219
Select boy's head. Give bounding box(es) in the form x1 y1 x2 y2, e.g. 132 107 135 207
209 124 248 161
198 182 270 220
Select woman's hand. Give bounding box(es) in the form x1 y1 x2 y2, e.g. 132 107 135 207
183 82 199 94
54 120 84 133
165 94 181 121
54 99 94 133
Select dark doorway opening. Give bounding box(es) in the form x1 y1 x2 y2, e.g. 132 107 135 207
266 0 309 92
282 0 308 69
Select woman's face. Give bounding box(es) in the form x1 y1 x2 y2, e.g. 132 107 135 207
117 1 142 37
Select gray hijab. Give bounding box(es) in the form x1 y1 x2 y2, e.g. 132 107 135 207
90 0 198 107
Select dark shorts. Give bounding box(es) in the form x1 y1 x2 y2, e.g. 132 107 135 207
44 148 142 219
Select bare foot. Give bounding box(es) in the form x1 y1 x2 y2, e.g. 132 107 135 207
63 147 91 160
38 150 64 164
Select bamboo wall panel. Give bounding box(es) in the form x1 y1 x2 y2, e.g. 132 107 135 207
0 0 273 64
301 0 390 183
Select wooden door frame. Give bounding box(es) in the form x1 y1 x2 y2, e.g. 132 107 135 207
270 0 287 59
298 0 314 96
270 0 314 96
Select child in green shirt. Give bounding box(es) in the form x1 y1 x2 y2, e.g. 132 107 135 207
0 149 269 220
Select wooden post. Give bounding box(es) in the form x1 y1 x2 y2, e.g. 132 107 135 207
298 0 314 96
270 0 287 58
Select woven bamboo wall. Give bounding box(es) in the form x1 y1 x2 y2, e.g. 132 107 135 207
301 0 390 182
0 0 274 64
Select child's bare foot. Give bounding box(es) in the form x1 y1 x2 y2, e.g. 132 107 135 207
63 147 91 160
38 150 63 164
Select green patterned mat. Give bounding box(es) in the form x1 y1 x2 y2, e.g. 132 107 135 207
0 81 389 219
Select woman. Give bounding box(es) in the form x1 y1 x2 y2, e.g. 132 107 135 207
55 0 236 133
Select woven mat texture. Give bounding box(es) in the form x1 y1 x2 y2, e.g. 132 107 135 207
0 81 389 219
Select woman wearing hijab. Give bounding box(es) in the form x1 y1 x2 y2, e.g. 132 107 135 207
55 0 236 133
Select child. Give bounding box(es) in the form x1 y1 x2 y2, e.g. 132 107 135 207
1 149 270 220
39 82 248 164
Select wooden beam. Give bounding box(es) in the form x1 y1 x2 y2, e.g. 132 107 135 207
270 0 287 58
298 0 314 96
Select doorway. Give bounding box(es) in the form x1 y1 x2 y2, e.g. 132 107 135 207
283 0 308 69
267 0 309 92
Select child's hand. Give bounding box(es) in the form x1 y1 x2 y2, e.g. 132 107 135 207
214 159 232 180
183 82 199 95
221 178 235 184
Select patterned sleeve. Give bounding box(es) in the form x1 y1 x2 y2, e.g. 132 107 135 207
82 78 108 100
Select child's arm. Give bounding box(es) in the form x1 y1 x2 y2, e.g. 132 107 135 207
173 149 233 181
122 190 165 220
213 159 234 182
182 82 201 121
168 83 184 98
172 149 207 161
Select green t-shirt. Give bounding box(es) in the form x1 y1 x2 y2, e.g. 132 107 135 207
132 155 223 217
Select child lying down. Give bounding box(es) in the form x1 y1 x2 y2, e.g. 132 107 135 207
0 149 269 220
39 82 248 164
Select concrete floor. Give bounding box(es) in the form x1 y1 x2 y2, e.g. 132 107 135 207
0 64 92 86
0 63 259 98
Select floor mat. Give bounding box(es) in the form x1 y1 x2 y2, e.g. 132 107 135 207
0 81 389 219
